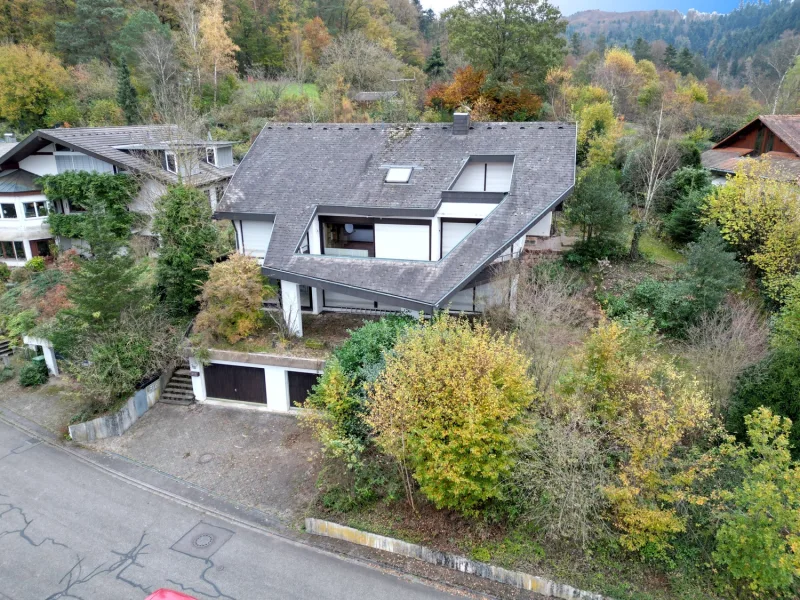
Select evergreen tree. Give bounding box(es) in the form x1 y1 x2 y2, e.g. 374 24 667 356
595 33 607 56
423 45 446 79
55 0 126 64
676 47 695 75
570 31 582 56
632 37 652 62
153 185 220 317
664 43 677 69
116 58 139 125
566 165 629 243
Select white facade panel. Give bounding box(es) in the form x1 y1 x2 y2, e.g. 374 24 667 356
527 211 553 237
441 221 477 256
451 162 485 191
447 288 474 312
436 202 495 219
240 219 274 258
485 162 513 192
323 290 374 309
19 154 58 176
374 223 430 260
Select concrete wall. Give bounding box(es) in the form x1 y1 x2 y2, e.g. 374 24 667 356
22 335 59 376
306 518 607 600
527 210 552 237
68 369 171 443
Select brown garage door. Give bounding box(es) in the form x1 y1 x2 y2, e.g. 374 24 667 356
287 371 320 408
205 363 267 404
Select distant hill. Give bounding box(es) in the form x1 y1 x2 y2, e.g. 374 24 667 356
567 1 800 67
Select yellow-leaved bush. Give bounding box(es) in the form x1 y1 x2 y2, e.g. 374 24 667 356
367 314 536 516
560 317 713 556
195 253 274 344
704 157 800 302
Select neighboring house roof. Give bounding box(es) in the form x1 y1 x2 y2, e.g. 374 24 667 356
0 169 40 193
217 122 576 310
0 142 18 163
701 114 800 183
0 126 235 186
352 91 399 103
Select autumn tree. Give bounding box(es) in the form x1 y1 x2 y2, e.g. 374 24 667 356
703 157 800 302
195 253 274 344
0 45 70 128
560 317 712 557
596 48 641 118
199 0 240 105
368 314 536 515
443 0 566 85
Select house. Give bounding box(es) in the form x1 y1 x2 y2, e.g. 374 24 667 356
352 91 399 106
216 114 576 333
193 115 575 411
701 115 800 185
0 125 236 265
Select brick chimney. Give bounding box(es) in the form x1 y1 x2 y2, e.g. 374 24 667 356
452 112 470 135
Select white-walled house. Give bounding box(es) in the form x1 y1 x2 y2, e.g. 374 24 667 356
0 125 236 264
188 115 576 412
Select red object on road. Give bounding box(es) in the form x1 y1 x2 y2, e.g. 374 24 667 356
144 590 198 600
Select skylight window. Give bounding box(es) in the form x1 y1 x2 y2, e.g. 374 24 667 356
385 167 413 183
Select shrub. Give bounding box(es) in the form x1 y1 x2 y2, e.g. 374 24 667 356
25 256 46 272
368 314 536 516
305 316 414 460
727 346 800 458
714 408 800 596
565 165 629 243
18 360 48 387
7 309 37 339
195 253 275 344
0 263 10 282
664 188 706 244
66 307 181 404
560 318 712 558
564 237 626 268
0 365 13 382
10 268 30 283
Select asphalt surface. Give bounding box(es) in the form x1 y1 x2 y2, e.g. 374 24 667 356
0 418 465 600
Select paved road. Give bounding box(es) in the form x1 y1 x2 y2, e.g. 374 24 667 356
0 419 462 600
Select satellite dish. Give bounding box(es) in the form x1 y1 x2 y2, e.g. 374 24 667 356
344 223 354 233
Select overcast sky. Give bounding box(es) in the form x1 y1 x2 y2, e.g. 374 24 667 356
420 0 742 17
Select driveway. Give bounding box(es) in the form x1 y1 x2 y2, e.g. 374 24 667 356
0 417 465 600
94 402 321 523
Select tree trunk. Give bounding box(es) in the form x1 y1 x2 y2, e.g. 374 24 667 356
213 61 218 106
629 221 645 260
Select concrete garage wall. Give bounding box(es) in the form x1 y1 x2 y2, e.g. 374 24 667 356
189 349 323 413
68 369 171 443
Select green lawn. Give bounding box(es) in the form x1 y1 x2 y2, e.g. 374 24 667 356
282 83 319 99
639 231 685 266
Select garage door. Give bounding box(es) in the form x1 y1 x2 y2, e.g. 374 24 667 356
205 363 267 404
288 371 320 408
441 220 478 256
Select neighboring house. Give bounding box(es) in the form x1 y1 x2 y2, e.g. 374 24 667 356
215 114 577 337
701 114 800 185
352 91 399 106
0 125 236 265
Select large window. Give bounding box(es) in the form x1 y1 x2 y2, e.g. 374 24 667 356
1 203 17 219
321 218 375 257
0 241 25 260
23 201 48 218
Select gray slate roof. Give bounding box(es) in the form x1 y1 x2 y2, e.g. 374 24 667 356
1 126 235 186
353 91 399 102
217 122 576 309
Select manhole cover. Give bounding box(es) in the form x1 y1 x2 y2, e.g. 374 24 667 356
199 453 214 464
193 534 215 548
171 522 235 560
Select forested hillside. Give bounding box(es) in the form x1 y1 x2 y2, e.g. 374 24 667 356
568 1 800 72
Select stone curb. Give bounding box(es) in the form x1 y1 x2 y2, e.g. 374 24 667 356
306 518 609 600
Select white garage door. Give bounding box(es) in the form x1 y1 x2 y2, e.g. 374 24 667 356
374 223 430 260
240 220 274 258
441 221 478 256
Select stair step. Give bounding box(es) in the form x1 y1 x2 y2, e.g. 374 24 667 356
163 389 195 398
174 368 192 376
168 384 194 391
160 397 194 406
170 376 193 384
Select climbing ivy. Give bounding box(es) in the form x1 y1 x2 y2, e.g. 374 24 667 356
39 171 141 258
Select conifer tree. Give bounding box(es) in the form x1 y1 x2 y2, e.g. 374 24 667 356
116 58 139 125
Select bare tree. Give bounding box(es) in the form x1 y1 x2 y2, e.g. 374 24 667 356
287 25 308 83
624 99 681 258
684 296 769 416
175 0 203 90
136 31 181 112
483 257 589 398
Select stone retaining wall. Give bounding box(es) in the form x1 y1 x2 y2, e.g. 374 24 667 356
305 518 608 600
68 369 172 443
